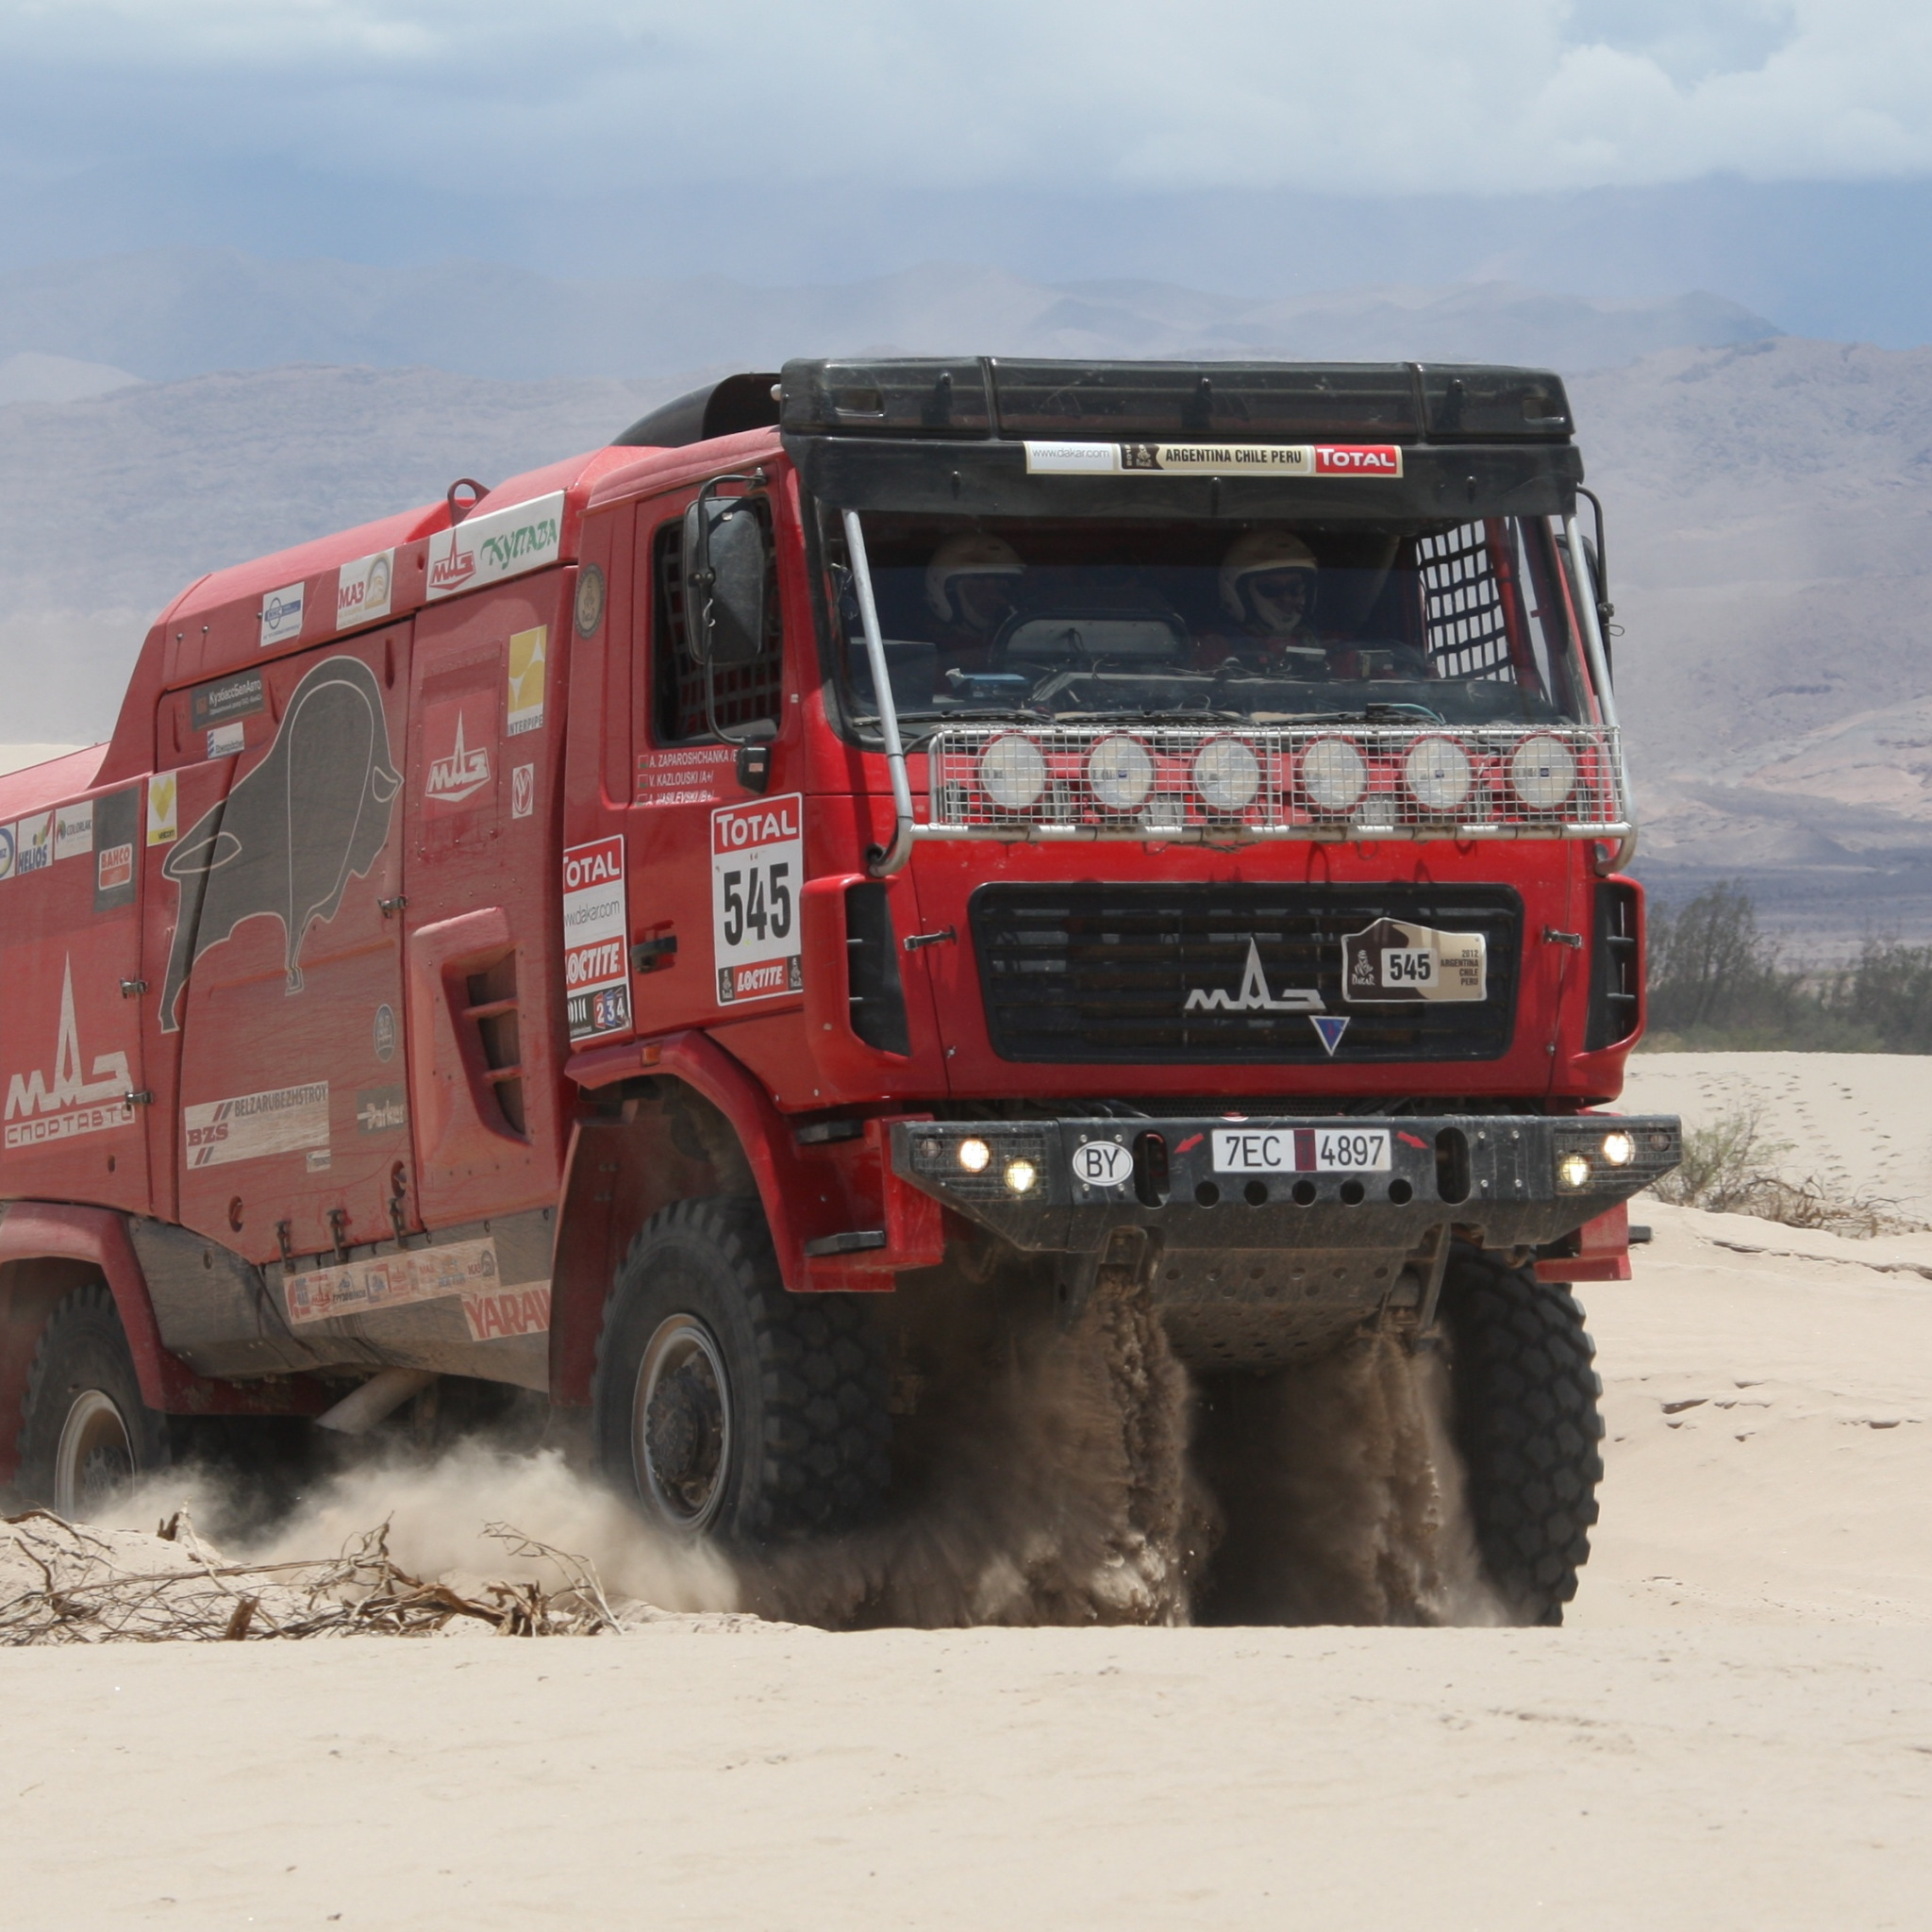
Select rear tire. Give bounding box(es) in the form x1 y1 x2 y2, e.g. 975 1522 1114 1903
1439 1246 1605 1624
591 1197 891 1548
15 1284 171 1518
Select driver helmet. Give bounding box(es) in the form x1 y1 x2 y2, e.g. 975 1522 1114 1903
1219 531 1317 625
924 533 1024 625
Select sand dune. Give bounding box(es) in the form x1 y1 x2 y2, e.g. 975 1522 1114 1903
2 1060 1930 1925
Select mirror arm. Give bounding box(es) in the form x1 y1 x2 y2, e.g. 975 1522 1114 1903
842 508 914 876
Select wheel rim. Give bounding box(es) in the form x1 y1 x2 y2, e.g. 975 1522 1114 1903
632 1314 732 1533
53 1388 136 1521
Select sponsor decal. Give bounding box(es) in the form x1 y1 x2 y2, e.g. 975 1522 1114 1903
3 957 134 1149
0 824 12 880
1023 441 1403 478
374 1003 397 1062
1182 939 1324 1014
574 563 606 638
461 1283 552 1342
92 790 139 910
283 1236 508 1326
336 549 394 629
183 1080 329 1168
191 672 265 731
425 708 491 806
54 802 93 861
207 722 245 759
356 1085 407 1134
711 795 803 1006
146 773 177 846
1310 1014 1351 1056
510 763 534 819
259 580 307 649
506 625 546 736
1212 1125 1389 1172
13 810 53 874
562 835 629 1042
1341 919 1488 1004
1071 1141 1134 1189
425 491 565 602
159 658 402 1028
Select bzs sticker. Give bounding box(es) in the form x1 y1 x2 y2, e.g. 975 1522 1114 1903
562 835 630 1041
711 795 803 1005
1342 919 1487 1003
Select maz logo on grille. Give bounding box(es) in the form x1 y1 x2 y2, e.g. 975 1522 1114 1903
1182 939 1324 1013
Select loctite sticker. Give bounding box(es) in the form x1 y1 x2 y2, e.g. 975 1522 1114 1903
710 795 803 1006
562 835 629 1041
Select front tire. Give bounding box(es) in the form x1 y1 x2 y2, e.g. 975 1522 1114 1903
1439 1246 1605 1624
591 1197 891 1547
15 1283 171 1518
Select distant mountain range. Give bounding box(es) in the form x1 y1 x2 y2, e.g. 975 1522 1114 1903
0 249 1778 385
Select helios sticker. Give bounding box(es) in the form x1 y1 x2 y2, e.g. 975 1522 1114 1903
562 835 629 1041
710 795 802 1005
1341 919 1488 1003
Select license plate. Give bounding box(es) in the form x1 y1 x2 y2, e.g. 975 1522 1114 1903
1211 1127 1392 1174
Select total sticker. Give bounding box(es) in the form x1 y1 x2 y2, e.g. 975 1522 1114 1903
561 835 629 1042
711 794 803 1005
1341 918 1487 1003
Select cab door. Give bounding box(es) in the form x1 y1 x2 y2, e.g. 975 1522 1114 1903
625 489 797 1041
170 630 413 1264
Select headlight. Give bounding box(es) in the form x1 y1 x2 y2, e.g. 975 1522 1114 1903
1601 1130 1636 1167
1300 737 1367 815
1403 735 1474 814
1192 737 1260 814
1005 1158 1039 1194
1087 734 1154 813
1509 733 1577 812
978 734 1047 813
958 1137 991 1174
1557 1152 1592 1190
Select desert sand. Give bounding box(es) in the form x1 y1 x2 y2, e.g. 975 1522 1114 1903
2 1061 1930 1927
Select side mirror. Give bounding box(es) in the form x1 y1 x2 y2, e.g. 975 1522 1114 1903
684 496 767 666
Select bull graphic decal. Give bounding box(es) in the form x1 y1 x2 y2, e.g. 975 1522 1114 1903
158 656 403 1031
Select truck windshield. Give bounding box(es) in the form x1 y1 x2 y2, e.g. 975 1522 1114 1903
821 511 1595 735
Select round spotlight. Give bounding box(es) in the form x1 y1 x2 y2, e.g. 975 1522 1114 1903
1300 736 1368 815
1600 1130 1636 1168
1403 735 1474 814
1005 1158 1039 1194
1192 737 1261 815
1087 733 1154 813
1509 733 1577 812
1557 1152 1592 1190
978 734 1047 813
958 1137 991 1174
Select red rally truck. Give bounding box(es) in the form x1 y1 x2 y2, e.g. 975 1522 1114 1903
0 358 1678 1621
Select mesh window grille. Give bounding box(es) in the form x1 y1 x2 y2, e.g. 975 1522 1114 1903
1418 522 1511 680
652 511 785 741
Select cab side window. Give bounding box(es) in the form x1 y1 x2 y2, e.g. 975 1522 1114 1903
650 502 784 741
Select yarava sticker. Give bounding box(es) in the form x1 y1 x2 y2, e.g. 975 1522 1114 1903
1341 919 1488 1004
561 835 629 1041
425 491 564 602
1024 442 1403 477
711 795 803 1005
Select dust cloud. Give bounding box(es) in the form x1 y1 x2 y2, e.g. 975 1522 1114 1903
94 1297 1507 1631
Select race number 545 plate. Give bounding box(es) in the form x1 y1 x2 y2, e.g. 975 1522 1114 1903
1212 1127 1392 1173
711 794 804 1005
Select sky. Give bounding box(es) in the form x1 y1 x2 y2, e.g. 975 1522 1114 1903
2 2 1932 340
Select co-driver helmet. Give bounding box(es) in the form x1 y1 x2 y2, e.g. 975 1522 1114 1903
924 533 1024 625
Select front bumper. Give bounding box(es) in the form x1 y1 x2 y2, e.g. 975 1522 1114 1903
891 1111 1681 1257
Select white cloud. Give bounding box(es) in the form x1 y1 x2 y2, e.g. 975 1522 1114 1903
2 0 1930 197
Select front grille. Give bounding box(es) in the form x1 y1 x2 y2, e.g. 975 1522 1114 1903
972 884 1521 1064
